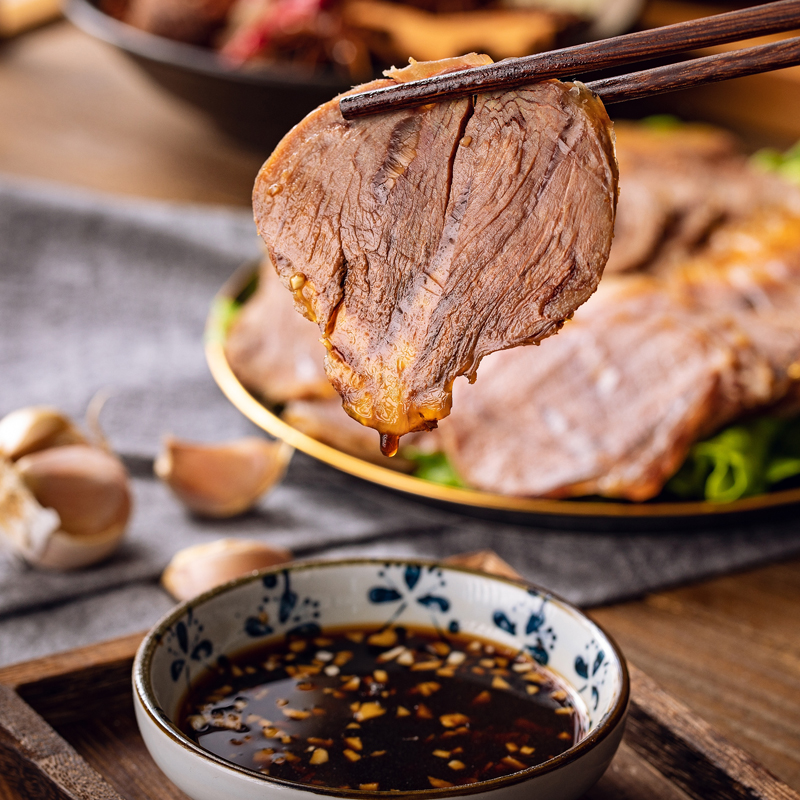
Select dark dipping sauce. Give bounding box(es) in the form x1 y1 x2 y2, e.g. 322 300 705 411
180 626 586 792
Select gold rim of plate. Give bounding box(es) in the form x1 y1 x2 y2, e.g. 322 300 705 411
206 267 800 521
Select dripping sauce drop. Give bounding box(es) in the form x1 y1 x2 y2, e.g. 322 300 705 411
380 433 399 457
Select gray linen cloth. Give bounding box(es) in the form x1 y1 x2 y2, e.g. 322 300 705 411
1 175 799 667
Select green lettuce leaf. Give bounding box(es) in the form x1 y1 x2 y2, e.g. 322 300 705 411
206 271 260 344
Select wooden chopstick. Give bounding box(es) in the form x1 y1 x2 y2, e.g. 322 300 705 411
339 0 800 119
586 35 800 104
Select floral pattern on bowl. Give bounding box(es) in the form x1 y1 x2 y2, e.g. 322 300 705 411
135 558 629 800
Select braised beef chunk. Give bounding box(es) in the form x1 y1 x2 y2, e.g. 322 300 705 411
253 61 617 453
669 209 800 415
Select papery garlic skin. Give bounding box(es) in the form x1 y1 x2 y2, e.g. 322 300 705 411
162 538 292 601
0 407 86 460
155 436 293 517
0 457 60 559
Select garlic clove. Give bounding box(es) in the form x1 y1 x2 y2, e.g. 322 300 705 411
0 455 125 571
0 406 86 460
162 539 292 601
16 445 132 539
154 436 293 518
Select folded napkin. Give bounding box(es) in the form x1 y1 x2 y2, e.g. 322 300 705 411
2 175 799 666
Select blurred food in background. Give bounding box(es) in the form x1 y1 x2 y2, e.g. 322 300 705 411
0 0 61 37
101 0 608 79
65 0 641 148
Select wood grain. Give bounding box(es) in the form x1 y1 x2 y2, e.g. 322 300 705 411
2 14 800 795
0 684 124 800
56 709 190 800
1 554 799 800
587 37 800 104
628 665 799 800
593 561 800 791
0 632 145 727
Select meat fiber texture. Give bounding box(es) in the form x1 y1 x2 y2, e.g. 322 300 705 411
253 56 618 454
442 209 800 501
225 260 439 467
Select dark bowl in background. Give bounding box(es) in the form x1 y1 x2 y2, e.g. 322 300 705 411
63 0 354 150
64 0 644 152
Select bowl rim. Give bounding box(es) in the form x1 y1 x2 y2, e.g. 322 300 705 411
133 557 630 799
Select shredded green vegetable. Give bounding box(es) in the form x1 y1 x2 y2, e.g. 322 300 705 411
403 450 465 488
667 416 800 503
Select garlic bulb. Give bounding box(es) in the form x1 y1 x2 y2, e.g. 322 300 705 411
155 436 293 517
162 539 292 601
0 445 132 570
0 406 86 460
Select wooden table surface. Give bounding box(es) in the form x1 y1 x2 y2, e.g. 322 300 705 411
1 12 799 794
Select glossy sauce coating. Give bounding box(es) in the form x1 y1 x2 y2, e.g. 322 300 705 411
181 626 586 791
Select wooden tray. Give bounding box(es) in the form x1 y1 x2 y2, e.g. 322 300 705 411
1 632 797 800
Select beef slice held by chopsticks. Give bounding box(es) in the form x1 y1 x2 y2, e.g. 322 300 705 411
253 55 618 456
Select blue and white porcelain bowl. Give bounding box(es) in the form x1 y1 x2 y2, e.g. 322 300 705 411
133 559 629 800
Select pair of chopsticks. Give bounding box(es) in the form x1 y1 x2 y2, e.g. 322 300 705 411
340 0 800 118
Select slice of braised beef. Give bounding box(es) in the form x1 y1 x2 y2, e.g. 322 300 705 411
253 57 618 454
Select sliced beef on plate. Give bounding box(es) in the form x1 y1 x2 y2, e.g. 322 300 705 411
606 123 800 275
441 206 800 501
439 279 771 501
225 258 443 460
668 209 800 413
253 56 618 454
225 259 336 404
